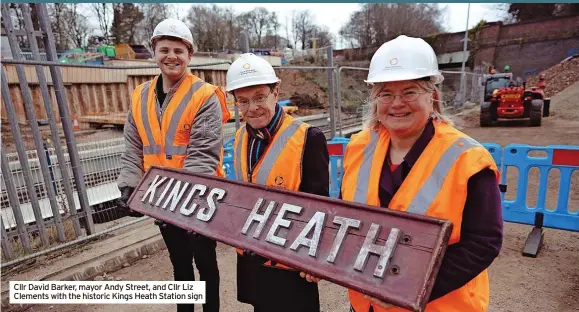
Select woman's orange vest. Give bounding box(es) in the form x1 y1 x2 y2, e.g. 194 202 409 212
341 121 500 312
233 114 310 269
131 73 230 176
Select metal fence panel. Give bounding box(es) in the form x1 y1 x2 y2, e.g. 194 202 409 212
439 70 485 108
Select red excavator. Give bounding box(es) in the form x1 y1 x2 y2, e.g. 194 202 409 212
480 70 550 127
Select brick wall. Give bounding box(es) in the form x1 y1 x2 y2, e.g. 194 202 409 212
332 15 579 78
497 15 579 43
493 37 579 78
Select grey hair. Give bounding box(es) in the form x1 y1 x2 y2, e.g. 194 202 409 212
363 79 453 130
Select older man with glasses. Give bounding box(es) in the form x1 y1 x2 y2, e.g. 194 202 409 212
226 53 329 312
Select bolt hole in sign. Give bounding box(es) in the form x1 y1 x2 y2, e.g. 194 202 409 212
128 166 453 312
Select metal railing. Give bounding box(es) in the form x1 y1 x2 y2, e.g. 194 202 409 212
439 70 485 109
0 5 343 265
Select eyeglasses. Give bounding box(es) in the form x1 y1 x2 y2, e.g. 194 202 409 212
375 90 428 104
235 91 272 109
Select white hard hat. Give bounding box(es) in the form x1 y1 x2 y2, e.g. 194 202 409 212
226 53 280 92
150 18 194 51
365 35 444 85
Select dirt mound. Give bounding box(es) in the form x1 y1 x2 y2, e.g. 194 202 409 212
276 69 328 116
548 80 579 120
526 55 579 98
276 60 369 117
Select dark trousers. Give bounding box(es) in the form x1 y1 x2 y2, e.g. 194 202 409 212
237 253 320 312
159 223 220 312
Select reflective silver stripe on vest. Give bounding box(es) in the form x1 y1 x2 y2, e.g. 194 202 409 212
353 130 379 204
140 81 161 155
164 81 206 156
255 120 303 185
406 137 481 214
235 127 246 181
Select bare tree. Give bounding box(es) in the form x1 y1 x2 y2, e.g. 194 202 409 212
136 3 171 45
339 3 445 48
238 7 277 47
110 3 144 44
308 25 333 48
65 4 90 48
292 9 315 50
290 10 300 50
284 15 293 49
186 4 240 51
91 3 111 43
48 3 70 50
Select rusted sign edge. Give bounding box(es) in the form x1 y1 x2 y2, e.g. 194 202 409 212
129 166 454 311
412 222 452 311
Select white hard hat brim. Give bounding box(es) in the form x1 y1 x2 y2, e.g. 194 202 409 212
150 35 194 51
225 76 280 92
365 72 444 85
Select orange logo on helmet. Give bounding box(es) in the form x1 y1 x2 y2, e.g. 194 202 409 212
390 58 398 65
242 63 251 70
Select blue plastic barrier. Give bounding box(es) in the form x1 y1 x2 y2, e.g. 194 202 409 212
482 143 503 169
327 137 351 198
221 135 579 235
223 137 235 180
501 144 579 232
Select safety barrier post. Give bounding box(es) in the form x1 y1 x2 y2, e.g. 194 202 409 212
327 137 351 198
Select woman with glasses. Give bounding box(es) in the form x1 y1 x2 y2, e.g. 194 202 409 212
340 35 503 312
226 53 329 312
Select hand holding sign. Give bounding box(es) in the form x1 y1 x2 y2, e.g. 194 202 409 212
128 166 452 312
300 272 321 283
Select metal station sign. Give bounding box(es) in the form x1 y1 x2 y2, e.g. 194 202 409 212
128 166 453 312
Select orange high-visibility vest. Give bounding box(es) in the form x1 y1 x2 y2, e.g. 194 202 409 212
233 114 310 269
341 121 500 312
131 73 230 176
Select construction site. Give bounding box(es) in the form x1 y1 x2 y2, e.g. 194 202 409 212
1 3 578 312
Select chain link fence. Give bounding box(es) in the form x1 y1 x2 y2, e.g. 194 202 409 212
439 70 485 109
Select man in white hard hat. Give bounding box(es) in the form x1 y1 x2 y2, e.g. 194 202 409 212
340 35 502 312
227 53 329 312
116 18 230 312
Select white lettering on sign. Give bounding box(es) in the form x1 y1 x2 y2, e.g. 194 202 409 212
162 181 190 212
354 224 402 278
141 175 168 204
289 211 326 257
265 203 303 247
155 178 175 207
140 174 226 223
241 198 276 239
326 216 361 263
197 188 225 222
140 175 407 279
180 184 207 216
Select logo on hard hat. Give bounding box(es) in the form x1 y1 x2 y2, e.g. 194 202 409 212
242 63 251 70
390 58 398 65
169 25 177 32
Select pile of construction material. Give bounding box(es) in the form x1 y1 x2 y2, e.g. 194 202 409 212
526 55 579 97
